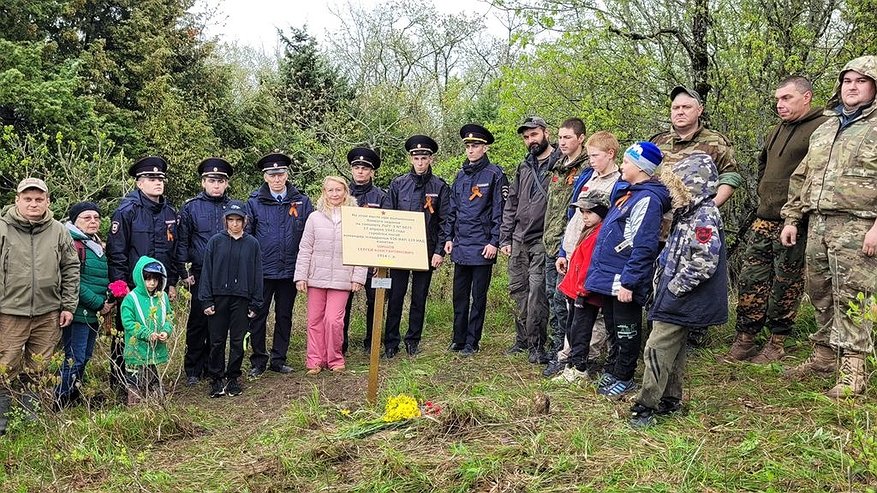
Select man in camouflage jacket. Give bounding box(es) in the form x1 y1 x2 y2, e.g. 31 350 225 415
780 55 877 398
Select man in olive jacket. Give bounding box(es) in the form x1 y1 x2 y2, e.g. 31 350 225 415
0 178 80 434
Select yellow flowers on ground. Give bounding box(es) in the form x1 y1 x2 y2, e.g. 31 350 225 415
382 394 421 422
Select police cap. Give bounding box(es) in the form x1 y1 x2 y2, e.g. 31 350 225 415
197 157 234 178
129 156 168 179
347 147 381 170
459 124 494 145
404 135 439 156
257 153 292 175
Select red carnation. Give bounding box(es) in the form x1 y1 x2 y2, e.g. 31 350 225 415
109 280 129 298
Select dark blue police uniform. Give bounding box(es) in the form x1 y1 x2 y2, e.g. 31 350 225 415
246 153 313 374
384 135 450 356
176 157 234 381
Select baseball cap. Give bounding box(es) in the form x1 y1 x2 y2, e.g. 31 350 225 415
16 177 48 193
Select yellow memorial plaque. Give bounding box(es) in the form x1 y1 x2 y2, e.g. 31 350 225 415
341 206 429 271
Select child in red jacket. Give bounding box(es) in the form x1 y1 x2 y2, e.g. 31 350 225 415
553 192 609 382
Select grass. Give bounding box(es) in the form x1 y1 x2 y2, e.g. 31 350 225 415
1 261 876 492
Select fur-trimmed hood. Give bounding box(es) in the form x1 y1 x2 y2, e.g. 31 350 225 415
658 152 718 213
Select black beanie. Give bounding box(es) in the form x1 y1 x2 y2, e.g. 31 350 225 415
68 201 100 223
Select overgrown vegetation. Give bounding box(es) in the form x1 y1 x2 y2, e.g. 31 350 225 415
0 266 874 492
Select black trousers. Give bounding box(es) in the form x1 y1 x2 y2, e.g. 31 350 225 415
110 308 126 389
566 296 601 369
452 264 493 347
385 268 434 350
248 278 295 370
184 273 210 378
343 269 379 352
602 295 643 381
207 295 249 381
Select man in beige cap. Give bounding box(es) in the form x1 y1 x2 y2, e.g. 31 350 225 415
0 177 80 434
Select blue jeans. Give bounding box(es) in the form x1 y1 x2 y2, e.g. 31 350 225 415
56 321 99 399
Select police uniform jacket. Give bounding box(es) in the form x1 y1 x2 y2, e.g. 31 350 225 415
388 168 450 259
176 192 231 273
245 182 313 279
351 181 390 208
107 190 180 286
445 156 508 266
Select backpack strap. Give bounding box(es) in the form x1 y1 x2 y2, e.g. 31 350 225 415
73 239 86 263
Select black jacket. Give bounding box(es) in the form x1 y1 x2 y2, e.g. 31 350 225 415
199 231 264 312
176 192 231 273
351 181 390 209
107 190 180 286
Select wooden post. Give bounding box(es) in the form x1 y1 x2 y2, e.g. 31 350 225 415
367 267 389 405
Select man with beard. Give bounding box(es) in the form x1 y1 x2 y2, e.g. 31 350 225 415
107 156 181 390
246 153 313 377
383 135 450 357
176 158 235 385
500 116 561 364
343 147 391 356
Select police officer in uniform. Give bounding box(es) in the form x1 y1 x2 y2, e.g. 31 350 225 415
246 153 313 377
342 147 391 355
384 135 450 357
107 156 181 389
176 158 234 385
445 124 509 357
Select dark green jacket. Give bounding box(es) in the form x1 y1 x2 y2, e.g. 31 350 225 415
68 224 109 324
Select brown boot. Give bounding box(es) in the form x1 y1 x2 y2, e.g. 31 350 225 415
725 332 758 361
783 343 837 379
825 353 867 398
750 335 787 364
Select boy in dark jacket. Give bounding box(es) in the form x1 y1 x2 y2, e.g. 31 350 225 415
585 142 671 398
200 201 264 398
630 153 728 427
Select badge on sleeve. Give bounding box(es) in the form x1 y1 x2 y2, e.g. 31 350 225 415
111 221 119 235
695 226 713 244
501 185 509 200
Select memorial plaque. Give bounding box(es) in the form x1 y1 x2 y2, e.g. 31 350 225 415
341 206 429 271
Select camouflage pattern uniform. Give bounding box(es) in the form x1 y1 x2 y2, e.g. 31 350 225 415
735 108 827 336
781 55 877 355
650 125 743 190
638 153 728 410
542 152 589 348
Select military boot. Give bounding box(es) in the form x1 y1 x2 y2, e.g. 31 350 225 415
825 353 867 398
750 335 787 364
725 332 758 361
783 343 837 379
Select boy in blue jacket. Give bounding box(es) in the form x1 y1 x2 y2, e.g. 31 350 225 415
585 142 671 398
630 153 728 427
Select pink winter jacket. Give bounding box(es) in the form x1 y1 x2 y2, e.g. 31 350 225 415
294 207 367 290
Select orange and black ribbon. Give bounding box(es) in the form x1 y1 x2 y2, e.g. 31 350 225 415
566 169 576 186
469 185 482 201
166 225 174 242
423 195 434 214
614 191 632 209
289 203 298 217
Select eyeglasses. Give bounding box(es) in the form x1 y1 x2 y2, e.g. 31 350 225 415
78 215 101 221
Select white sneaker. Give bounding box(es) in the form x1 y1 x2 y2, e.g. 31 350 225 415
551 366 574 383
565 367 589 383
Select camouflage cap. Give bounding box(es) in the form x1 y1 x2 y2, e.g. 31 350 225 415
570 190 610 218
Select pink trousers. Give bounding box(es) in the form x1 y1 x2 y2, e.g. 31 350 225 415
306 288 350 370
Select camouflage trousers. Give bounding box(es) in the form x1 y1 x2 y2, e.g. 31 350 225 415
805 214 876 354
736 218 806 335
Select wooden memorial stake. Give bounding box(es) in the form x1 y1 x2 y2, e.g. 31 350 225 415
367 267 390 405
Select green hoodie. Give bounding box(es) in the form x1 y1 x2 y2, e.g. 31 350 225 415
121 256 174 367
0 204 80 317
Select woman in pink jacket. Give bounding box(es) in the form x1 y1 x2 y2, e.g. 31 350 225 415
295 176 368 374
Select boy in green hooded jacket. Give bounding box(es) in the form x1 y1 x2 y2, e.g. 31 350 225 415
121 256 174 404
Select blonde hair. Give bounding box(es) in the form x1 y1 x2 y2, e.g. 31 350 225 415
316 175 357 213
585 131 620 157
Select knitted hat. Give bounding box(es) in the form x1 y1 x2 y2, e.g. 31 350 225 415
624 142 663 176
67 201 100 223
